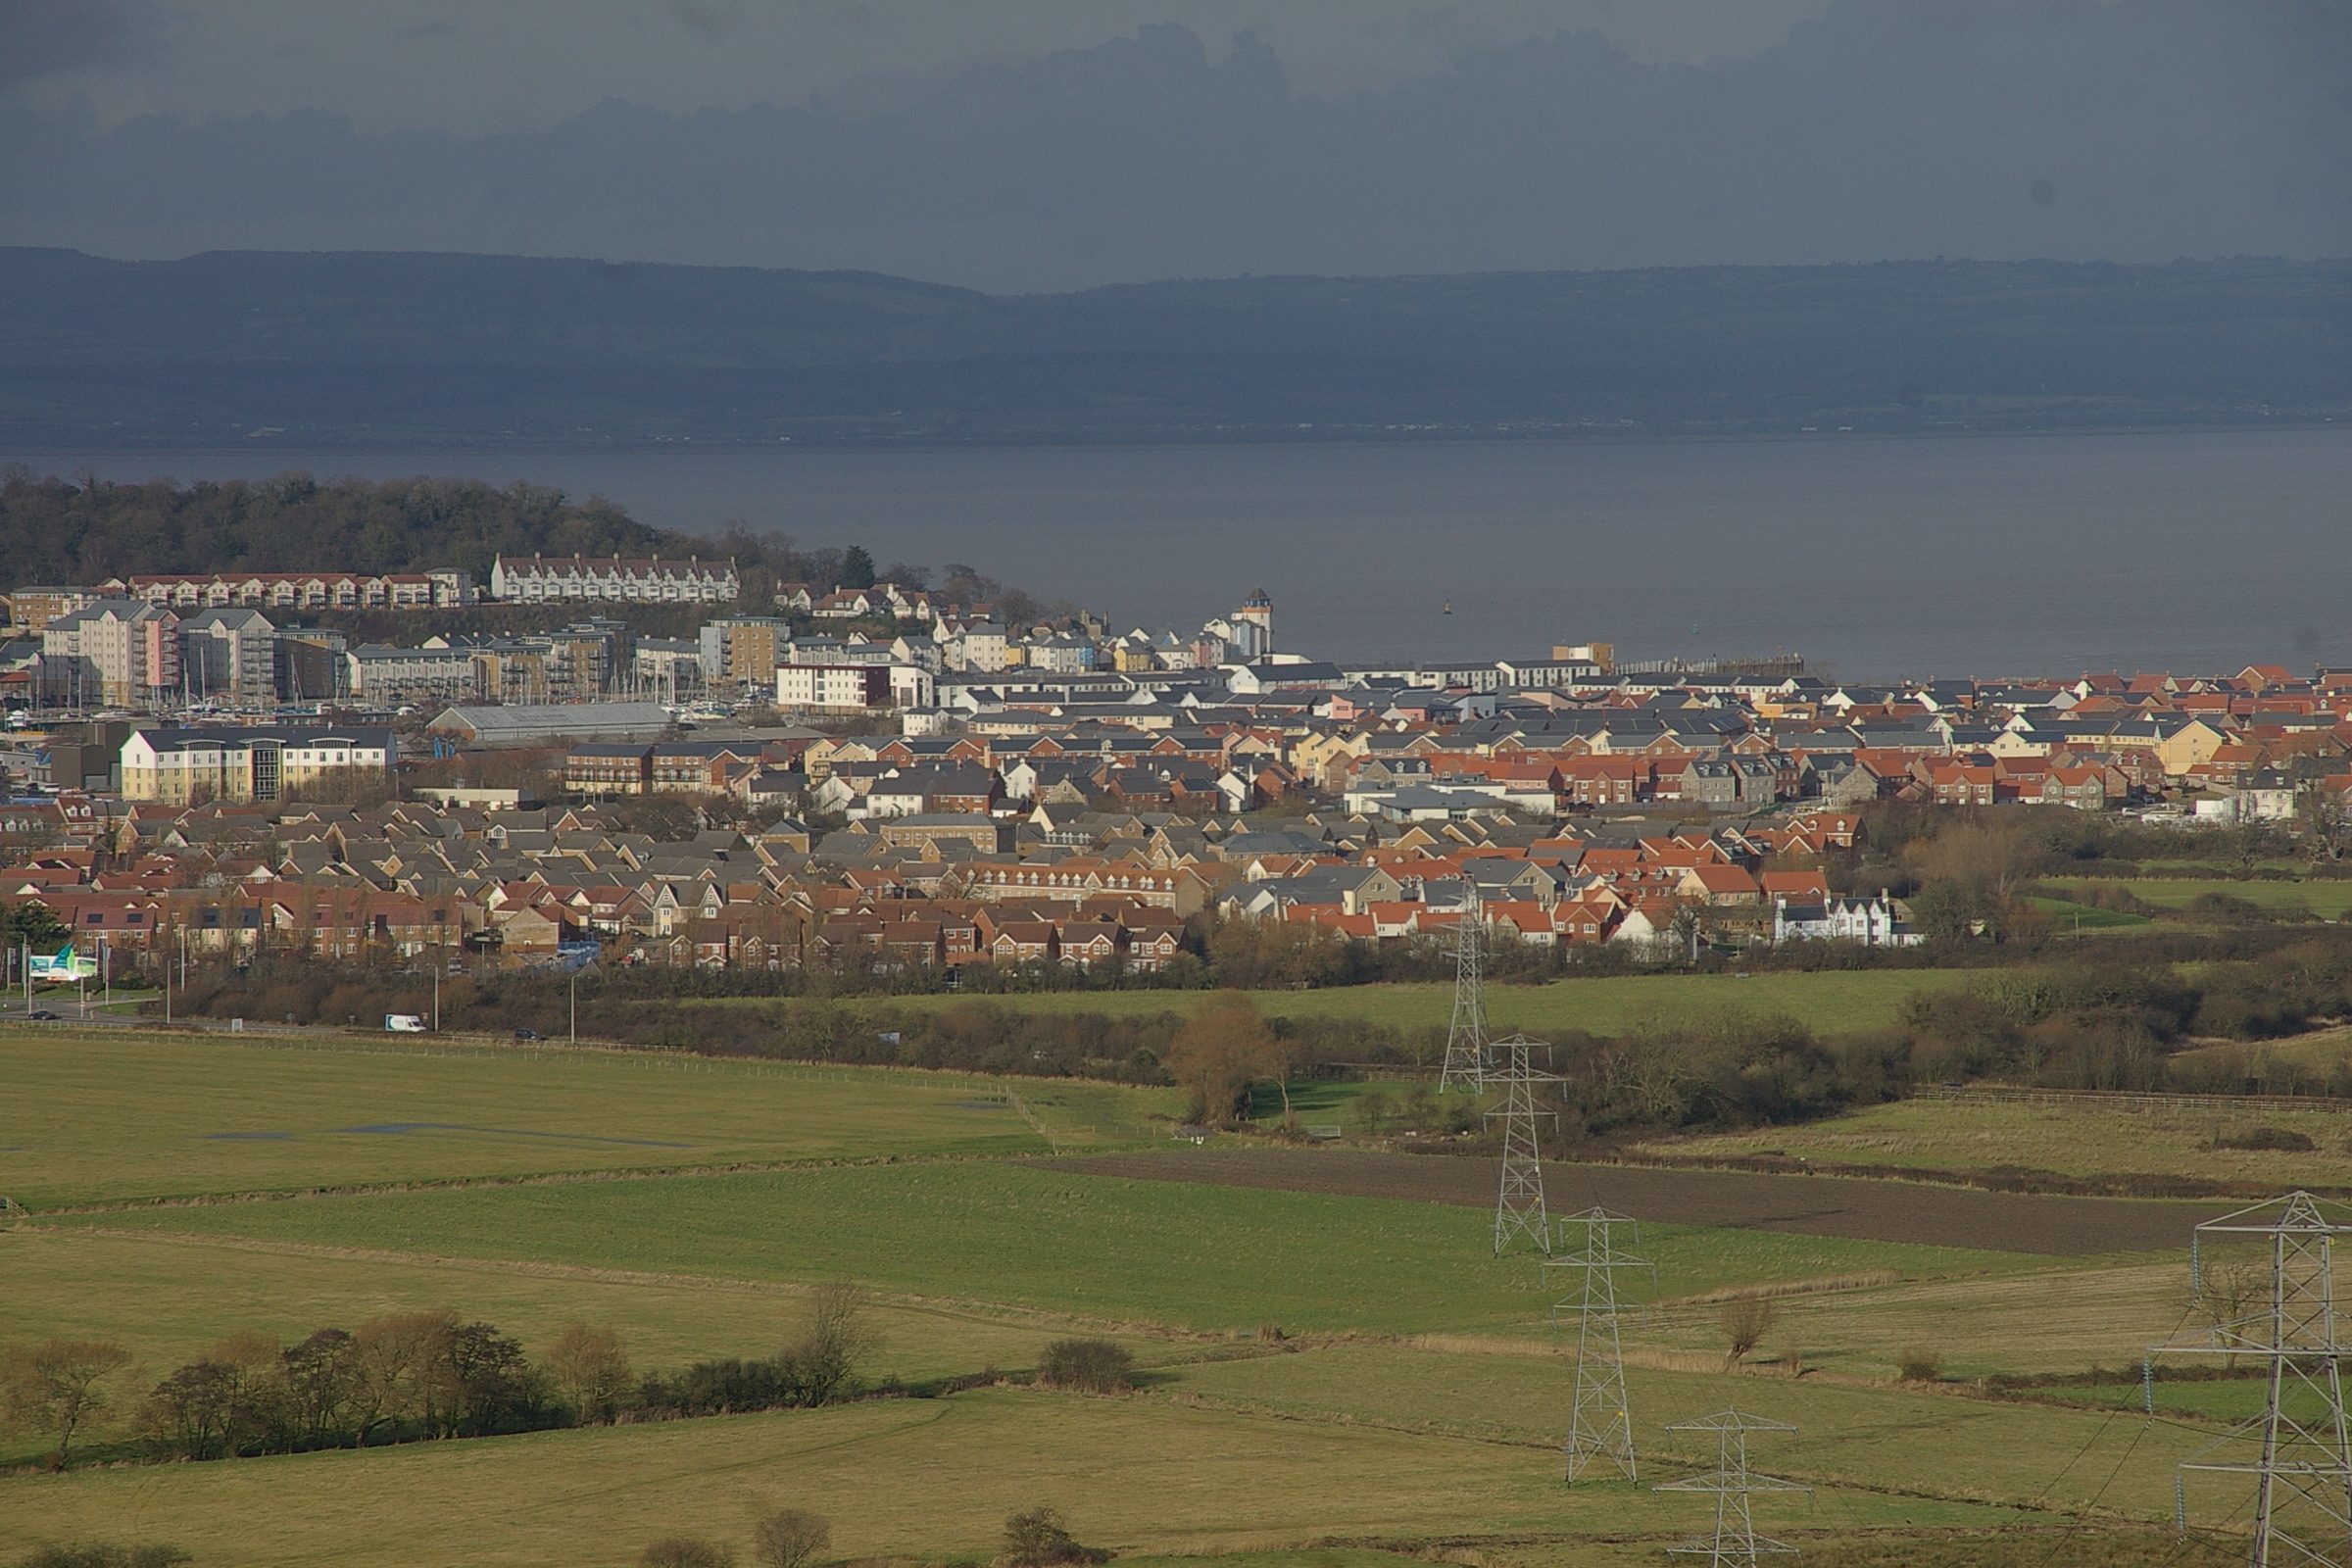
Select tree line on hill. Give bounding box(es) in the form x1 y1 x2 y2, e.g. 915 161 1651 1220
0 469 1054 623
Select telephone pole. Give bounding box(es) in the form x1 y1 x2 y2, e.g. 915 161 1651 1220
1547 1206 1654 1482
1439 893 1488 1093
1485 1033 1553 1255
2154 1191 2352 1567
1655 1409 1809 1566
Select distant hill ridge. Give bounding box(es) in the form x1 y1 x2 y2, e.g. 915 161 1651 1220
2 248 2346 445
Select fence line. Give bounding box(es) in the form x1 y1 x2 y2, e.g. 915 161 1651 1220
1915 1083 2352 1115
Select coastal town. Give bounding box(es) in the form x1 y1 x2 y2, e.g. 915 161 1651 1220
0 550 2339 986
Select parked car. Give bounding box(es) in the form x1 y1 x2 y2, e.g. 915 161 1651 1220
514 1027 544 1042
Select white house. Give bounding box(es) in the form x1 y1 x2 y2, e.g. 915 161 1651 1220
1772 893 1922 947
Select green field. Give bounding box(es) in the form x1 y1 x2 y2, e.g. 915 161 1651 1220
0 1228 1187 1395
696 968 1973 1039
0 1030 1177 1207
2044 876 2352 918
0 1383 2043 1567
1638 1095 2352 1189
34 1162 2047 1337
1642 1258 2199 1379
0 1020 2275 1567
2169 1027 2352 1075
2023 895 2155 930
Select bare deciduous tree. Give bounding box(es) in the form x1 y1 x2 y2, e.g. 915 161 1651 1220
1164 993 1277 1126
1720 1299 1777 1368
998 1506 1105 1568
751 1507 831 1568
0 1338 133 1467
640 1539 735 1568
2202 1255 2267 1371
544 1323 633 1425
783 1284 879 1407
347 1309 452 1446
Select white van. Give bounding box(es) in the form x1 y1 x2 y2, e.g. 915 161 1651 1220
384 1013 428 1033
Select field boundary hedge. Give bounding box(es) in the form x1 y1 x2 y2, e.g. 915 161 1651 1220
1915 1083 2352 1114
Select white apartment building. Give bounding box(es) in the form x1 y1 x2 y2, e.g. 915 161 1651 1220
178 609 279 708
348 643 479 704
490 554 738 604
41 600 180 708
120 725 397 805
776 663 892 710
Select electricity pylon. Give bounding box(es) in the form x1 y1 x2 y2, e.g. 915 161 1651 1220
1547 1206 1654 1483
1655 1409 1810 1566
1439 892 1488 1093
2153 1192 2352 1567
1485 1033 1553 1255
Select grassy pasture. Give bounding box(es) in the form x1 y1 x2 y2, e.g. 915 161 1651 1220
1640 1258 2198 1379
0 1384 2041 1568
0 1030 1174 1206
2168 1026 2352 1075
0 1225 1195 1378
1637 1096 2352 1189
1158 1341 2195 1523
0 1227 1184 1467
0 1021 2253 1566
2044 876 2352 917
2023 895 2155 930
38 1163 2055 1339
695 968 1971 1039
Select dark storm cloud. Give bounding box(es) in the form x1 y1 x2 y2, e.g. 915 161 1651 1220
667 0 749 41
1 0 2342 291
0 0 165 85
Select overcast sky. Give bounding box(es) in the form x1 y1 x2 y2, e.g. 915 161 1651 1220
2 0 2343 291
5 0 1834 131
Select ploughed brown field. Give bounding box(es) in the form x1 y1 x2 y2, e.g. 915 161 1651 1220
1047 1148 2232 1255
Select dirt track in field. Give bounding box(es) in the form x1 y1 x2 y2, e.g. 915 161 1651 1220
1047 1149 2236 1256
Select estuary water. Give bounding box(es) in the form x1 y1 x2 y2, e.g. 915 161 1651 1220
24 426 2352 680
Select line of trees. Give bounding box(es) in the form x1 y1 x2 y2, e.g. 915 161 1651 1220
633 1499 1104 1568
161 927 2352 1142
0 1286 878 1471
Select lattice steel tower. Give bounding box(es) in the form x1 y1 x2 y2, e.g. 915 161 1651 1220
1655 1408 1810 1567
1439 893 1489 1093
2154 1192 2352 1568
1485 1033 1553 1255
1547 1206 1654 1482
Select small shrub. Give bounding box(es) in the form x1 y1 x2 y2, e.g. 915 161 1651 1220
640 1538 735 1568
998 1507 1107 1568
1255 1323 1287 1344
2209 1125 2316 1153
1895 1348 1942 1383
751 1508 830 1568
1035 1339 1135 1395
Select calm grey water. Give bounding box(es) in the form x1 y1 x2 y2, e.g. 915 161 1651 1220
23 428 2352 680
